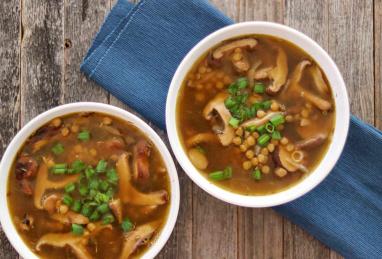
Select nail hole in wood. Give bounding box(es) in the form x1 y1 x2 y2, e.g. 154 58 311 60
64 39 72 49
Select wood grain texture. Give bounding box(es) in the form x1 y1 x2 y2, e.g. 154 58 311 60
0 0 21 258
63 0 109 103
376 0 382 129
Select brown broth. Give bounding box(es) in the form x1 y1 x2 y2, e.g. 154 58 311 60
7 112 170 259
177 35 335 195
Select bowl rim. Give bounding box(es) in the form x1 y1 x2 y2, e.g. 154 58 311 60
0 102 180 259
166 21 350 208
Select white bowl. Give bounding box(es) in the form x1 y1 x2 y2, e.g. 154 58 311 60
0 102 180 259
166 21 349 208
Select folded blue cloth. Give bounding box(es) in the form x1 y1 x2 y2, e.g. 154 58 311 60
81 0 382 258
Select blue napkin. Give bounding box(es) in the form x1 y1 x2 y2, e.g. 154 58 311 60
81 0 382 258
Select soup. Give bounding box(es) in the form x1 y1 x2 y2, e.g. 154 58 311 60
7 112 170 258
177 35 335 195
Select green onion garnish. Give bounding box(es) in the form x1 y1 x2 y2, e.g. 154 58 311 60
209 166 233 181
270 114 285 126
102 213 115 225
77 130 90 141
253 82 265 93
89 179 99 190
96 160 107 173
237 77 248 89
224 96 236 109
85 166 96 179
229 117 240 128
79 185 89 196
62 194 73 206
272 131 282 140
89 210 101 222
252 169 262 180
95 192 110 204
51 163 68 174
81 203 93 217
65 183 76 193
258 134 271 147
106 169 119 185
71 160 86 173
256 124 267 134
262 100 272 110
265 122 275 133
71 200 82 213
99 181 109 192
97 203 109 214
71 224 84 235
121 217 134 232
246 125 257 132
51 143 64 155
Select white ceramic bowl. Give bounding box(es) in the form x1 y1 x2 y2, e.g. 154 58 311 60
166 22 349 208
0 102 180 259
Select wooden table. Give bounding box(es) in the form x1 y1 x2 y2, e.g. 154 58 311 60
0 0 380 258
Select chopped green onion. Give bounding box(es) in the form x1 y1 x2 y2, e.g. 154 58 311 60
105 188 115 199
229 117 240 128
224 96 236 109
256 124 266 134
97 203 109 214
253 82 265 93
106 169 119 185
85 166 96 179
252 169 262 180
121 217 134 232
52 163 67 169
89 179 99 190
102 213 115 225
270 114 285 126
51 143 64 155
209 166 232 181
99 181 109 192
265 122 275 133
77 130 90 141
258 134 271 147
81 203 93 217
95 192 110 204
71 160 86 173
246 125 257 132
262 100 272 110
253 102 263 111
71 224 84 235
88 189 97 199
79 185 89 196
89 210 101 222
65 183 76 193
62 194 73 206
237 77 248 89
71 200 82 213
51 168 67 174
228 83 238 94
96 160 107 173
272 131 282 140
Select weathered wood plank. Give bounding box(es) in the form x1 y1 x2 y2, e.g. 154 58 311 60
284 1 333 258
20 0 64 123
0 0 21 258
328 0 374 124
232 1 285 259
63 0 109 103
376 0 382 129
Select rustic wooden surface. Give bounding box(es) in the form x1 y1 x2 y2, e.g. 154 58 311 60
0 0 380 258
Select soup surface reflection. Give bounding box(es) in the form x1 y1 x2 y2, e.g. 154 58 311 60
8 112 170 259
177 35 335 195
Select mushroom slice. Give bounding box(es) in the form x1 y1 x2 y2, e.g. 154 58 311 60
50 211 89 225
36 232 91 259
247 60 262 87
309 65 329 95
241 112 284 128
295 134 327 150
203 93 235 146
212 38 257 59
34 163 79 209
287 60 332 111
15 156 38 180
117 153 168 206
109 198 123 223
133 140 151 181
188 148 208 170
266 47 288 95
119 220 161 259
42 193 62 214
90 222 113 236
186 132 218 147
232 54 251 73
273 146 308 173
